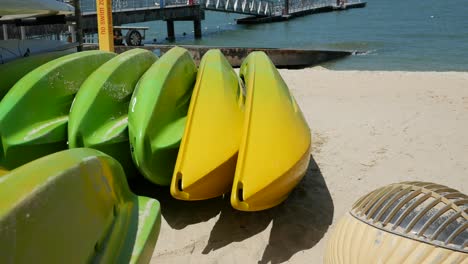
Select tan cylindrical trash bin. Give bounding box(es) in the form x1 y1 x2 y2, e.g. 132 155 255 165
325 182 467 263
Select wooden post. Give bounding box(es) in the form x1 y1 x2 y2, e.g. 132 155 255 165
96 0 114 52
166 20 175 41
193 19 202 39
73 0 84 51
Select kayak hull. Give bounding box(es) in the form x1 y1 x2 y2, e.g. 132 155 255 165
0 51 115 170
0 148 161 263
233 145 311 211
68 48 157 177
231 51 311 211
128 47 197 186
0 50 73 100
171 49 244 200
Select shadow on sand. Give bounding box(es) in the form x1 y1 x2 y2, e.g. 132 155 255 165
129 176 224 230
129 155 334 263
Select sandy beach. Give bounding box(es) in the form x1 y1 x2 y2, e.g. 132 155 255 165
146 69 468 263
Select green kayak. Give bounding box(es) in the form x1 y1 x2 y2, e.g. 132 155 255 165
0 148 161 263
0 51 115 169
0 50 74 100
129 47 197 186
68 49 157 177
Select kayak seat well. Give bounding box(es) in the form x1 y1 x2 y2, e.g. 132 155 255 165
0 116 68 169
151 116 186 149
6 115 68 144
85 115 129 146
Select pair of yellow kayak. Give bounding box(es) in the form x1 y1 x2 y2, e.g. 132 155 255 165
155 49 312 211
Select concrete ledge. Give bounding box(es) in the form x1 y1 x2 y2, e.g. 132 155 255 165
83 44 354 69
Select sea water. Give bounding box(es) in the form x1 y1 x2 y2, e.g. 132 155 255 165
131 0 468 71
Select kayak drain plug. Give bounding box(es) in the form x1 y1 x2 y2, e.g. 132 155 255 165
177 172 183 191
237 183 244 202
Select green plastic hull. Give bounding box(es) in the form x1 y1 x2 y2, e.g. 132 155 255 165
0 50 74 100
129 47 197 186
0 51 115 169
0 148 161 263
68 48 157 177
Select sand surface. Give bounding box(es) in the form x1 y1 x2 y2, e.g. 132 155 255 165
145 69 468 263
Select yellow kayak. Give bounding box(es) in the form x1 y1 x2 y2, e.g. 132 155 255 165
171 49 244 200
231 52 311 211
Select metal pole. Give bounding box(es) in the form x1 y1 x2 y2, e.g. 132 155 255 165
20 26 27 40
69 25 77 42
2 25 8 40
73 0 84 51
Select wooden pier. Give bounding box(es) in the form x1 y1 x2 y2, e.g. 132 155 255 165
80 4 205 40
77 0 366 41
1 0 366 42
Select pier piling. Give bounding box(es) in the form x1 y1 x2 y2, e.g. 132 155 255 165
73 0 83 51
194 19 202 39
166 20 175 41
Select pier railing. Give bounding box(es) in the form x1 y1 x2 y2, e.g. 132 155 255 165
79 0 358 17
79 0 275 16
80 0 190 13
288 0 334 13
197 0 275 16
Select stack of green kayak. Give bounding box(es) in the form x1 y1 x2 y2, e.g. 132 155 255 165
0 47 311 221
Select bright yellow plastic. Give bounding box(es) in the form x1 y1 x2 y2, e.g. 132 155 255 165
231 52 311 211
171 49 244 200
0 149 161 263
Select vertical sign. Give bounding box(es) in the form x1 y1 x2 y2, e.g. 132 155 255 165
96 0 114 52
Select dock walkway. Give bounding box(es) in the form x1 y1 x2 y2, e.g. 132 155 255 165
78 0 365 39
